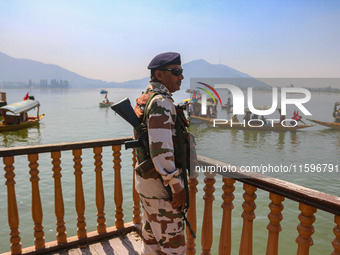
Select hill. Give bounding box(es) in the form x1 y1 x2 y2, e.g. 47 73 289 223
0 52 109 88
0 52 270 89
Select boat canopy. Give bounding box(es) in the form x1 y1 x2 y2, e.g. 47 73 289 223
0 99 40 115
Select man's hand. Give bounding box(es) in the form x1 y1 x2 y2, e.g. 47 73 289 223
170 187 186 211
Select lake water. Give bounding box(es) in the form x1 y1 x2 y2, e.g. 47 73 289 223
0 88 339 254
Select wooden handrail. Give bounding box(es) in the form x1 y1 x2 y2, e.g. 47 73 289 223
1 139 340 255
1 137 136 255
197 155 340 215
0 137 133 157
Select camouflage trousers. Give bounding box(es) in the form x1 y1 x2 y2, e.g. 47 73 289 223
140 196 186 255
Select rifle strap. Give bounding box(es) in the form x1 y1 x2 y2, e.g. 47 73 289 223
142 91 161 126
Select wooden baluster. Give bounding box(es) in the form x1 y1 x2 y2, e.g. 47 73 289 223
239 183 257 255
113 145 124 229
186 171 198 255
296 203 317 255
94 147 106 234
3 156 22 254
219 177 236 255
201 171 216 255
73 149 87 239
332 215 340 255
132 148 141 224
51 151 67 244
266 193 284 255
28 153 45 250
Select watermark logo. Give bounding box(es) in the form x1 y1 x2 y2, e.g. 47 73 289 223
196 82 222 115
193 82 311 116
190 79 313 128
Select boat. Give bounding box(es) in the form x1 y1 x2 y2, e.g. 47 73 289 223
190 115 314 131
0 99 44 132
100 89 108 94
99 100 114 107
306 118 340 130
99 94 113 107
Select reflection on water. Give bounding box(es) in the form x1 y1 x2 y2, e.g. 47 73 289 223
0 124 42 147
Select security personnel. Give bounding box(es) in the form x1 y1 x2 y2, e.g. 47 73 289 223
134 52 186 254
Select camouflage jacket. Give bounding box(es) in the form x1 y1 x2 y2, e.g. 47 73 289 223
135 81 183 194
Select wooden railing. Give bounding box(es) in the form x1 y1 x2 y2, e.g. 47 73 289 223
1 139 340 255
185 155 340 255
0 137 141 255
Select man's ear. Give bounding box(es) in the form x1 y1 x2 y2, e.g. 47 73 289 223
154 70 163 81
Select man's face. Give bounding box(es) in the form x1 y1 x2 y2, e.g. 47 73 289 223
155 64 184 93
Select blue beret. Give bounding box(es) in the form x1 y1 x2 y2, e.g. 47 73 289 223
147 52 181 70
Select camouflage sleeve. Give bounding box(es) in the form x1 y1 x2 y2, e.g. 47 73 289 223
147 96 182 191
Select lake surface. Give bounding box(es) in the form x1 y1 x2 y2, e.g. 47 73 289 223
0 88 339 254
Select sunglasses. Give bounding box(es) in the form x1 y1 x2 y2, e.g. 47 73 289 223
159 68 183 76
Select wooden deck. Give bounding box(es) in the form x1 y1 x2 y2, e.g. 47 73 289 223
49 232 142 255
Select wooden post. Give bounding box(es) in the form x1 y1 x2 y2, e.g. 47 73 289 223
219 177 236 255
51 151 67 244
186 171 198 255
73 149 87 239
28 153 45 250
94 147 106 234
296 203 317 255
132 148 141 224
201 171 216 255
113 145 124 229
3 156 22 254
239 183 257 255
332 215 340 255
266 193 284 255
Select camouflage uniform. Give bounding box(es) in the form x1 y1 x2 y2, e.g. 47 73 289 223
135 81 186 255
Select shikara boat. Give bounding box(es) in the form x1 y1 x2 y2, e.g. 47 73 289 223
99 100 114 107
0 99 44 132
307 118 340 130
190 115 313 131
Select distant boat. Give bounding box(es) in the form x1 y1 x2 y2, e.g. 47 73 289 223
307 119 340 130
0 99 45 132
100 89 108 94
306 102 340 130
99 101 114 107
100 94 113 107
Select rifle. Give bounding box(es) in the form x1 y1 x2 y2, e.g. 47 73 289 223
111 97 196 239
111 97 149 151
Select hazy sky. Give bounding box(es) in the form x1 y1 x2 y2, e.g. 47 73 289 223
1 0 340 82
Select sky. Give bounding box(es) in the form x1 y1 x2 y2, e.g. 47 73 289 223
1 0 340 82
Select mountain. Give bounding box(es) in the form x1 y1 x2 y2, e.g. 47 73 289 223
0 52 270 89
0 52 109 88
113 59 271 89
